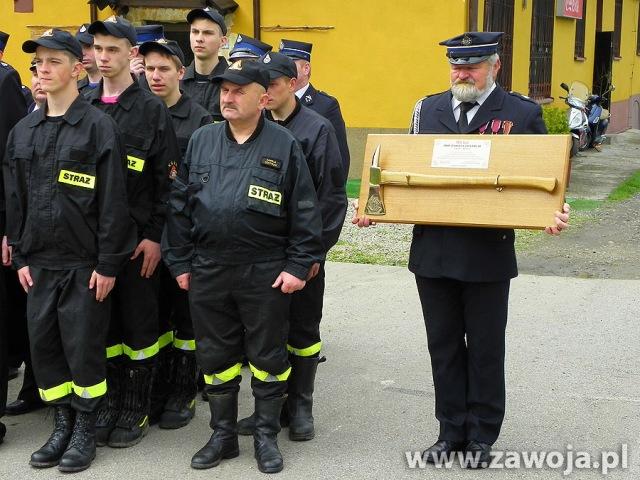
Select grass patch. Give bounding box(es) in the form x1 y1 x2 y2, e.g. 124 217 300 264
346 179 361 199
607 170 640 201
566 197 603 211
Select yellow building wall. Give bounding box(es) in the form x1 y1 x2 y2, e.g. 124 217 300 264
611 0 638 104
601 0 616 31
0 0 96 85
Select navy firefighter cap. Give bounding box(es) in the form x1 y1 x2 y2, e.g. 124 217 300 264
187 7 227 36
230 34 272 61
22 29 83 60
259 52 297 80
139 38 186 66
88 15 137 46
439 31 503 65
135 25 164 45
75 23 94 46
213 60 269 90
0 31 8 52
279 39 312 61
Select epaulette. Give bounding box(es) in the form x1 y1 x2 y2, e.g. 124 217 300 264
508 91 538 105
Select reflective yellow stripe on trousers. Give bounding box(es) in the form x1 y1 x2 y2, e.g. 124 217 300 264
203 363 242 385
39 381 73 402
287 341 322 357
72 380 107 399
249 363 291 382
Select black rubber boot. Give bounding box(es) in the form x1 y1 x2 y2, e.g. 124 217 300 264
254 396 286 474
237 401 289 436
0 422 5 444
95 361 122 447
149 348 173 425
107 363 154 448
190 391 239 469
288 356 319 441
58 411 97 473
160 350 197 429
30 406 75 468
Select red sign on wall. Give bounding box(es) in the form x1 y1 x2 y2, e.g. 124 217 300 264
556 0 584 19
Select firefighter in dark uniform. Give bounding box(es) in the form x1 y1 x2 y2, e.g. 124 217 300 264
163 60 323 473
75 24 101 96
86 15 181 448
354 32 570 468
279 39 350 178
0 31 34 111
4 29 136 471
140 38 212 429
182 7 229 120
237 52 346 441
131 25 164 90
0 31 28 445
3 60 46 418
228 34 272 63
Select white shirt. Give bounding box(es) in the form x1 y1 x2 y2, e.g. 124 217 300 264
452 82 497 124
295 83 310 99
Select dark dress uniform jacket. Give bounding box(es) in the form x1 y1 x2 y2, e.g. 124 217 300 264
0 62 28 237
408 87 547 282
266 101 347 252
87 80 180 243
164 117 323 280
169 93 213 161
3 95 136 276
301 83 350 177
180 57 228 121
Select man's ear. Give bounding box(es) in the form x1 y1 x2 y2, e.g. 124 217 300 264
220 35 228 48
258 91 269 110
72 60 84 80
178 66 186 81
130 45 140 60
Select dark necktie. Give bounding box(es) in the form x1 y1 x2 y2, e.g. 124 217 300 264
457 101 477 132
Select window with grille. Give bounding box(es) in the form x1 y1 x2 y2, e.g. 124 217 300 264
574 0 587 59
484 0 514 90
613 0 622 58
14 0 34 12
528 0 555 99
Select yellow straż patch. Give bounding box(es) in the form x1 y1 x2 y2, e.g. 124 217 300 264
58 170 95 189
127 155 145 172
248 185 282 205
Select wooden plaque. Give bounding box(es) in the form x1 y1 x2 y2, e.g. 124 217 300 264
357 134 572 229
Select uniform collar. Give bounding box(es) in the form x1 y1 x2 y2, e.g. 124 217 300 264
299 83 317 105
183 57 228 81
169 91 190 118
264 96 301 126
27 94 87 127
86 77 139 110
294 83 310 99
225 115 265 144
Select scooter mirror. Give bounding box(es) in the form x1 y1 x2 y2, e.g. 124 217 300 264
560 83 569 91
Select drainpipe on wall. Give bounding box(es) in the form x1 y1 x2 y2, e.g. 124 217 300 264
90 2 98 22
253 0 261 40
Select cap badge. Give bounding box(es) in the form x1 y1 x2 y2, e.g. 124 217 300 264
279 41 284 50
462 34 472 46
229 60 243 70
41 29 54 38
105 15 118 23
305 94 312 103
237 35 243 43
157 38 168 44
80 25 87 33
204 7 211 11
262 53 271 64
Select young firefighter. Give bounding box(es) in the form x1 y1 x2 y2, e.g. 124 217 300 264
75 24 101 96
86 16 181 448
3 29 136 472
163 61 323 473
237 52 347 440
140 38 212 429
182 7 229 120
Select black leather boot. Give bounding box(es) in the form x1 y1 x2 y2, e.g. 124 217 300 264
107 363 154 448
190 391 239 469
287 356 318 441
254 396 286 474
95 361 122 447
58 411 97 473
237 398 288 436
30 406 75 468
149 348 173 425
160 350 197 429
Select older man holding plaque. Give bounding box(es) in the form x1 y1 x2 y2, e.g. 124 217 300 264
355 32 570 468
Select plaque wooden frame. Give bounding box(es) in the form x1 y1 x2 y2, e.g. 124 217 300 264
357 134 572 229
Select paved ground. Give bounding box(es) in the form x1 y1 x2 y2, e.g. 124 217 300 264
1 264 638 479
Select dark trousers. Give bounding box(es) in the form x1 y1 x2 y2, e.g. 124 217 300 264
0 266 7 418
28 266 110 412
190 257 290 400
5 267 27 368
107 255 160 361
415 275 510 445
288 263 325 356
158 265 193 349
